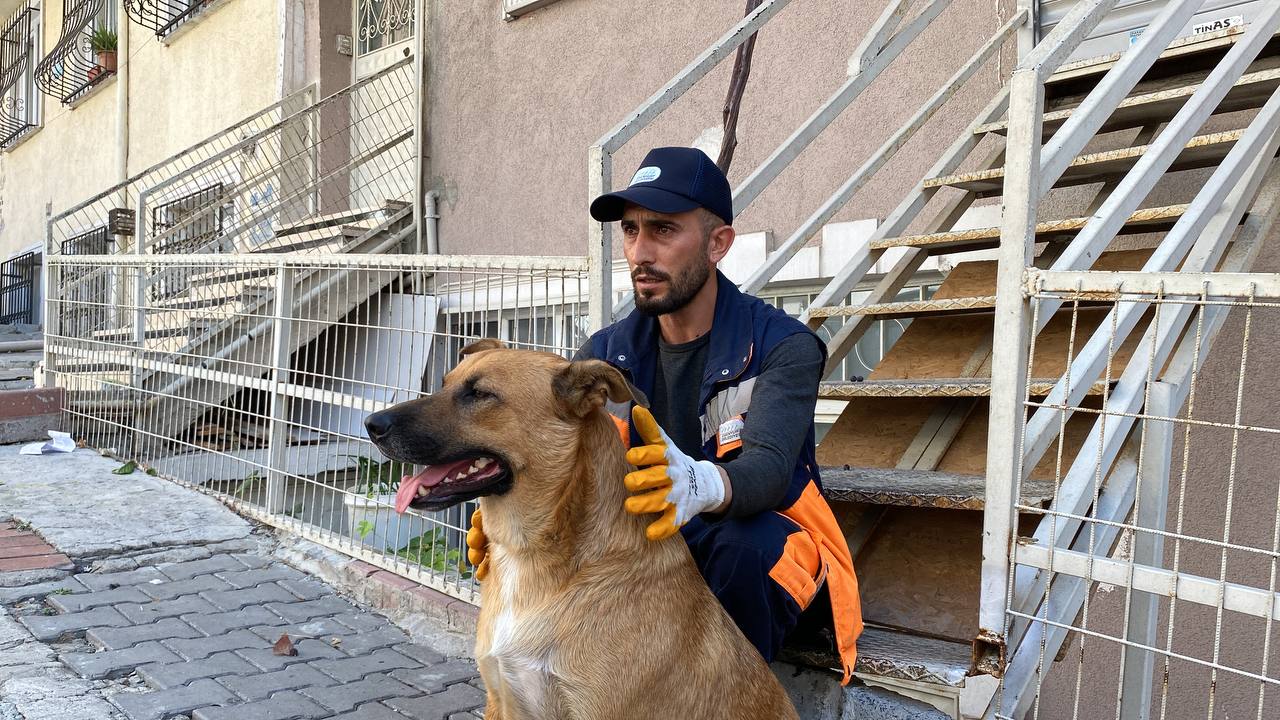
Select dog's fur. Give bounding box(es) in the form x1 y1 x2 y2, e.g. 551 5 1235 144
366 341 799 720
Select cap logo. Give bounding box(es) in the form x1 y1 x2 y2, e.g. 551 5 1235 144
630 166 662 185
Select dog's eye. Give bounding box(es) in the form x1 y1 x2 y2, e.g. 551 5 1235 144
465 382 497 402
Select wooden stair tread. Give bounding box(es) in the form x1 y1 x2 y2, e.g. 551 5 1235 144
809 295 997 320
272 201 407 238
820 466 1056 510
871 204 1187 253
1045 25 1274 88
818 378 1110 399
782 626 971 687
925 129 1242 195
978 64 1280 136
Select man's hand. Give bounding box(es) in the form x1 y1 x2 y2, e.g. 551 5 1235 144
624 406 727 541
465 507 489 581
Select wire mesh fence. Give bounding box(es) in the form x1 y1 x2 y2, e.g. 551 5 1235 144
990 274 1280 720
46 253 591 604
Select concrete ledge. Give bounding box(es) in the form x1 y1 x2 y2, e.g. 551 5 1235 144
0 387 63 420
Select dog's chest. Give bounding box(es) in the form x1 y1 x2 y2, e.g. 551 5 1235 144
481 560 562 717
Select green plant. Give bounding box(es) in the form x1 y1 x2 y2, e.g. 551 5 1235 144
355 519 375 539
343 455 409 498
394 529 471 579
112 460 137 475
233 471 262 499
89 27 117 54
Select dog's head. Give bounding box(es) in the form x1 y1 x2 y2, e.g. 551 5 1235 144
364 339 634 514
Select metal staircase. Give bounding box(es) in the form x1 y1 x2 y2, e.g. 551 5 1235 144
590 1 1280 717
45 58 419 447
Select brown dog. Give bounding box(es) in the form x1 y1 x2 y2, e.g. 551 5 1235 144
364 340 799 720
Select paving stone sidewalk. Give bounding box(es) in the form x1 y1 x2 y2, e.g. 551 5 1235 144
0 447 486 720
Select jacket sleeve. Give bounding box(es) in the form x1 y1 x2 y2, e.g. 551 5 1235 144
719 332 825 518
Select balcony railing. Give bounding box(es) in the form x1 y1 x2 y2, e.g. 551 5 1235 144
124 0 212 39
34 0 112 105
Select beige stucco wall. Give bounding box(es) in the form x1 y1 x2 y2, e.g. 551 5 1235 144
423 0 1019 257
0 0 282 261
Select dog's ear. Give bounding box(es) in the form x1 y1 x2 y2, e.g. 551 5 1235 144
459 339 504 360
553 360 634 418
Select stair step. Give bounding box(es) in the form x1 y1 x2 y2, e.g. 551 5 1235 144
782 626 971 688
251 225 366 254
817 378 1110 399
273 201 408 238
1045 24 1279 91
925 129 1242 196
872 204 1187 254
809 295 997 320
820 467 1055 510
978 64 1280 138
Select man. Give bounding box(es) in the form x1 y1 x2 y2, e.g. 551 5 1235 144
472 147 862 683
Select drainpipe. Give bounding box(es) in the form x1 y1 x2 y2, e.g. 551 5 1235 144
424 190 439 254
115 12 129 212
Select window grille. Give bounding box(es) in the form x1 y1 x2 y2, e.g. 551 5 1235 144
123 0 211 39
150 183 230 300
0 250 40 325
0 1 41 148
356 0 412 57
34 0 116 105
60 227 111 337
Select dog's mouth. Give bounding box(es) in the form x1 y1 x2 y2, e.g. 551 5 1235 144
394 455 512 514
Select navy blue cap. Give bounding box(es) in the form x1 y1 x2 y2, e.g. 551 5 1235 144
590 147 733 226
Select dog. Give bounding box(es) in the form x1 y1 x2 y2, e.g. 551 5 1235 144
364 339 800 720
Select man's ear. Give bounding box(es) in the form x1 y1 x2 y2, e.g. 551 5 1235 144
553 360 634 418
707 224 735 265
459 338 504 361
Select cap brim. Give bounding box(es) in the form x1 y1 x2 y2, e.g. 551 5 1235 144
589 186 701 222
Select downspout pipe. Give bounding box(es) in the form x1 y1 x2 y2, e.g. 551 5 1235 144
424 190 439 254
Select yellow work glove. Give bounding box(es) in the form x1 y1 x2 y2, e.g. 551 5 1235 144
624 406 726 541
465 506 489 581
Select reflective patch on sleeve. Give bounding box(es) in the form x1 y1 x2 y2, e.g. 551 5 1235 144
715 415 744 458
700 377 757 444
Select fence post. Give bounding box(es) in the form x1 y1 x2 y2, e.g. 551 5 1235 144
975 64 1044 675
1119 381 1177 719
587 144 612 332
132 191 149 389
265 264 295 515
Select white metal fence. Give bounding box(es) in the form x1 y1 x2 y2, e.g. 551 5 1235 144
45 253 590 603
987 274 1280 719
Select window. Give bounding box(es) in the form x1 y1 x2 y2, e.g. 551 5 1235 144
149 183 230 300
503 0 563 20
356 0 413 57
34 0 117 105
0 1 41 149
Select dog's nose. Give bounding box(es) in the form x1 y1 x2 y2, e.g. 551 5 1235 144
364 411 393 441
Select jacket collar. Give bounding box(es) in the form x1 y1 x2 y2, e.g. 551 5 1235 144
604 270 754 396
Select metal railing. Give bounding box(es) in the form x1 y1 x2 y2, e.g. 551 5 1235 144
46 252 591 604
975 0 1280 716
124 0 217 38
0 1 41 148
0 249 39 324
35 0 111 105
585 0 1001 330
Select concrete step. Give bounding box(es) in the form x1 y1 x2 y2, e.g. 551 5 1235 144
871 203 1187 255
820 466 1056 511
926 129 1243 196
272 200 408 238
0 387 63 443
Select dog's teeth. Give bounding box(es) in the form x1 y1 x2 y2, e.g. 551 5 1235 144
475 458 493 469
453 471 467 481
416 487 429 497
467 462 481 474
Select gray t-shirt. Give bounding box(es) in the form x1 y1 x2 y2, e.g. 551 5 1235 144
576 332 824 518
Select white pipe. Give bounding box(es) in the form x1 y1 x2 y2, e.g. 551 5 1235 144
115 7 129 206
424 190 439 254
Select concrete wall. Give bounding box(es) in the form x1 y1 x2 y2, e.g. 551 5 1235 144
0 0 285 261
423 0 1020 256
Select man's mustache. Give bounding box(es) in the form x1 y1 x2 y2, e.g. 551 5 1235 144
632 266 670 282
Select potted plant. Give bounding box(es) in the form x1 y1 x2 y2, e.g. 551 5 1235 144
89 27 117 78
341 455 426 551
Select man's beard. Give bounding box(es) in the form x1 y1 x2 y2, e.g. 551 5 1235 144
632 261 711 316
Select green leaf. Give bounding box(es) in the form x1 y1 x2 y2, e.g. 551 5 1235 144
112 461 137 475
355 520 374 539
145 467 159 476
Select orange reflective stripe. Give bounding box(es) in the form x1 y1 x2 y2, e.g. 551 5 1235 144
769 529 821 610
781 480 864 686
610 414 631 448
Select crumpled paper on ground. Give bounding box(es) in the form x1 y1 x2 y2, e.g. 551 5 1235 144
19 430 76 455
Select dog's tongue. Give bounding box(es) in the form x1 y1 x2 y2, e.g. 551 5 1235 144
394 459 476 514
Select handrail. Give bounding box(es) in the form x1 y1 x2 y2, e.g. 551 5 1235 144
740 8 1026 295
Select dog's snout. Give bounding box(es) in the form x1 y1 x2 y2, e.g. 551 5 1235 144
364 410 394 441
